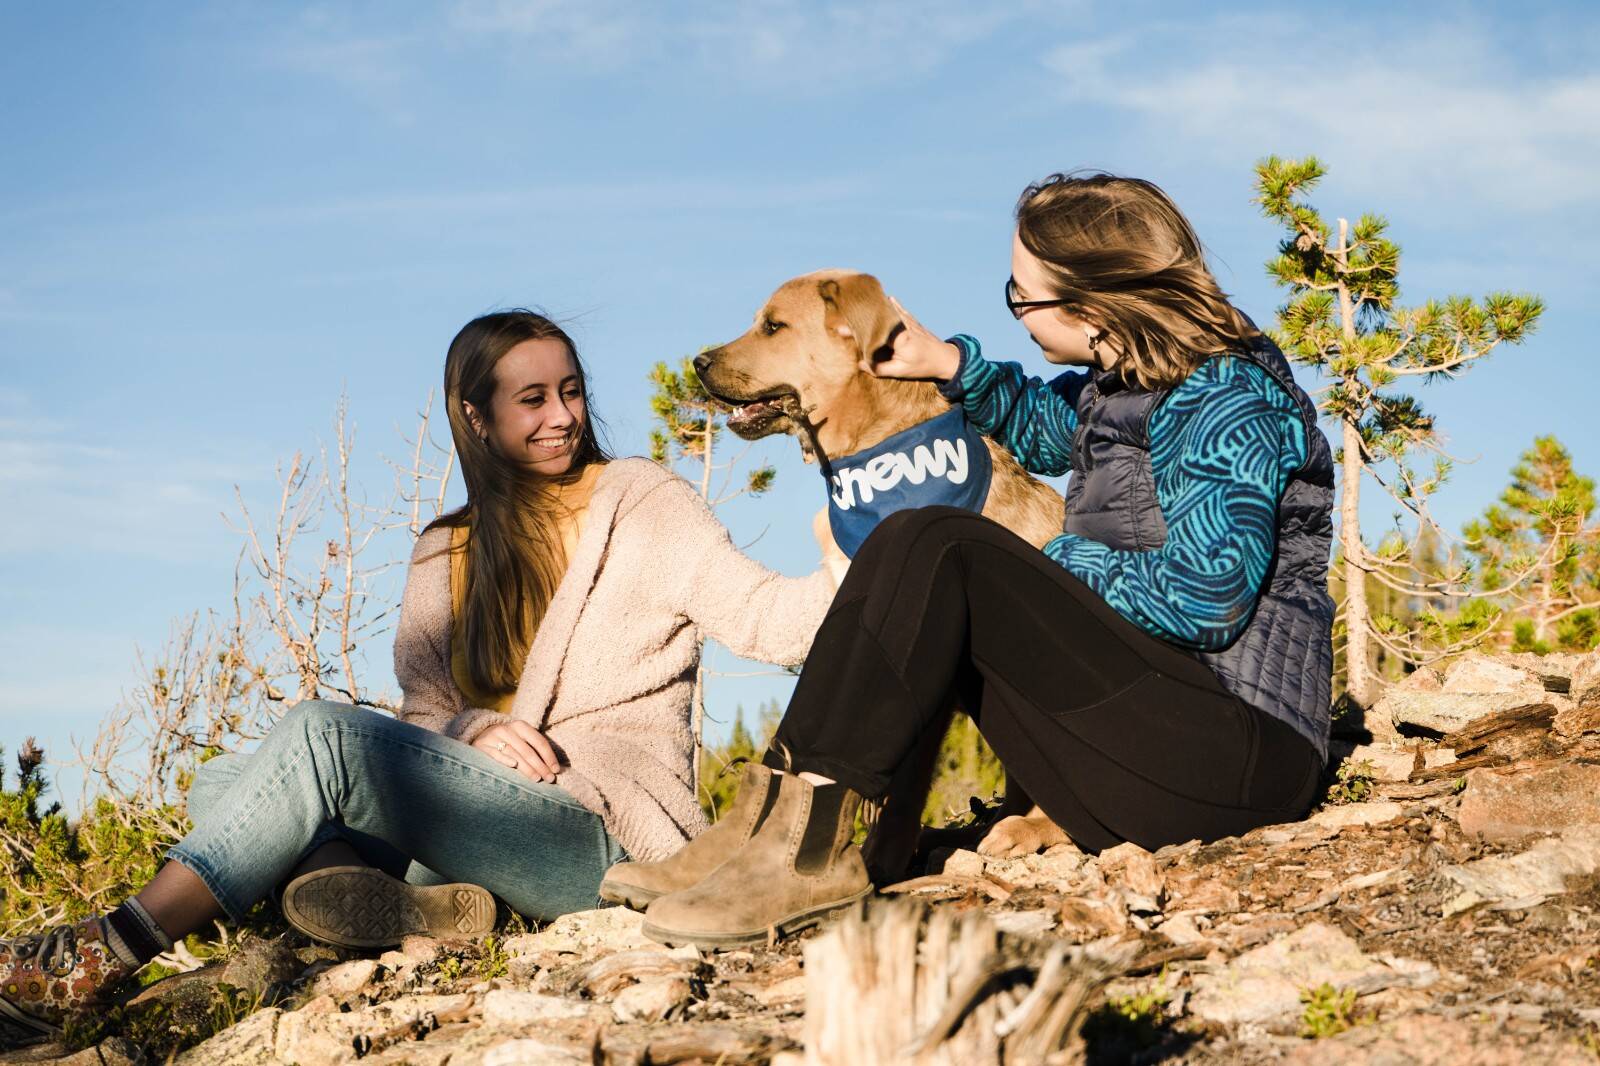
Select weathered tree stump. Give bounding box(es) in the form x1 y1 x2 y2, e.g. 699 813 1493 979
801 900 1131 1065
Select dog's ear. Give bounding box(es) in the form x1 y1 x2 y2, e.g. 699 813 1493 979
818 274 902 365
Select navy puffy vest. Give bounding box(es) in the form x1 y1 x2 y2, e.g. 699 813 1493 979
1060 335 1335 760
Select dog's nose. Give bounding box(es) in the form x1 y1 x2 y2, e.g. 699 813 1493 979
693 352 714 376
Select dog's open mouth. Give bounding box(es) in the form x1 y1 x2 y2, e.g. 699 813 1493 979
707 387 799 436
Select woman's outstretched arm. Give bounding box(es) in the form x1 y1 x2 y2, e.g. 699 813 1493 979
937 335 1081 477
647 476 836 667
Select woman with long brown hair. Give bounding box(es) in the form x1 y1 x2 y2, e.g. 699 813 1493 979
624 172 1337 949
0 310 833 1044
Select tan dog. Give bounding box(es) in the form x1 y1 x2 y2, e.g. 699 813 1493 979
696 270 1071 873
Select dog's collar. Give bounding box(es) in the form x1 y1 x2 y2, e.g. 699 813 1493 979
821 406 993 558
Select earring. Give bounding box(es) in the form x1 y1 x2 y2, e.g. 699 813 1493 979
1086 330 1101 354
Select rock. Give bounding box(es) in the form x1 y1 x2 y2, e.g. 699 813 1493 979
1188 922 1410 1025
214 937 302 997
1329 743 1455 782
472 1037 591 1065
611 975 694 1023
1555 702 1600 737
398 935 444 964
1396 666 1444 691
1280 1012 1596 1065
580 949 709 998
1571 652 1600 706
173 1007 281 1065
1056 895 1127 938
56 1039 139 1066
941 849 985 878
482 988 592 1025
1456 762 1600 841
1308 801 1405 830
1166 873 1241 914
1158 912 1209 946
1095 841 1150 870
504 907 653 959
273 993 472 1064
752 974 807 1006
307 958 381 998
1109 849 1165 904
1502 652 1587 693
1378 690 1553 734
1440 826 1600 910
1440 653 1541 694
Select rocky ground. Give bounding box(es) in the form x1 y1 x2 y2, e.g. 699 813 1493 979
8 649 1600 1064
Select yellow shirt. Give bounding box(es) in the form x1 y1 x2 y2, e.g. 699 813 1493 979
449 463 603 712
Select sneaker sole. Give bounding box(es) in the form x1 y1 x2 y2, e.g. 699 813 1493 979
0 995 59 1044
640 886 874 950
282 866 497 949
597 878 664 912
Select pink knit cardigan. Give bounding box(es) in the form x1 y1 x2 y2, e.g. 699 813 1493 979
392 459 834 862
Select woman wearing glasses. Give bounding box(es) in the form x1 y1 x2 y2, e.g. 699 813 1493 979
624 172 1336 949
0 311 834 1043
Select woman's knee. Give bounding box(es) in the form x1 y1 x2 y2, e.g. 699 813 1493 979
185 752 247 823
858 506 986 562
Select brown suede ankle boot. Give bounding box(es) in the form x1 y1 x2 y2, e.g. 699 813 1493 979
599 761 779 911
640 772 872 949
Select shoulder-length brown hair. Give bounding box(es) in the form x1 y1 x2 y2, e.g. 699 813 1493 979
1015 172 1260 390
427 310 609 698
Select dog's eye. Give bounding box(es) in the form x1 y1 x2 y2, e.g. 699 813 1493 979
762 319 786 336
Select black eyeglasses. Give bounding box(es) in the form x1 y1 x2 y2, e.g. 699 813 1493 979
1005 276 1072 320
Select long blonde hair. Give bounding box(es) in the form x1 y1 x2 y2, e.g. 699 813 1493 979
428 311 609 697
1015 172 1260 389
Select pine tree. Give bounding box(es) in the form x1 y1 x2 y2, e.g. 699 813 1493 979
649 356 779 794
1254 156 1544 707
1464 436 1599 652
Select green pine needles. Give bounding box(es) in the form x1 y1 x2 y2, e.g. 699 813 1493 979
1254 155 1545 707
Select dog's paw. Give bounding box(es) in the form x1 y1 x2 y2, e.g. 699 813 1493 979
976 813 1069 858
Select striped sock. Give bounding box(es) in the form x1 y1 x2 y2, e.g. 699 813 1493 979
102 899 174 969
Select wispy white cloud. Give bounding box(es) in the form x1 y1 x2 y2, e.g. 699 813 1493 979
1042 15 1600 215
142 176 872 235
262 0 1075 100
0 394 249 563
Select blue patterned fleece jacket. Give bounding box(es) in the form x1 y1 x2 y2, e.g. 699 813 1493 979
939 335 1308 653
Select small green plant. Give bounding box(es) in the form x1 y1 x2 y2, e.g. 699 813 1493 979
1324 760 1376 806
1299 982 1359 1038
1081 971 1170 1052
476 934 509 981
62 981 266 1057
1453 776 1468 794
437 955 463 982
1577 1027 1600 1058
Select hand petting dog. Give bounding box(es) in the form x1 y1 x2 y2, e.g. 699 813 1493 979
857 296 962 382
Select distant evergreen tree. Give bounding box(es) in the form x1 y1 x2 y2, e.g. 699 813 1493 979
1464 436 1599 651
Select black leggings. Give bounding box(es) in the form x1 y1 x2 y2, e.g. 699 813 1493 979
766 506 1322 853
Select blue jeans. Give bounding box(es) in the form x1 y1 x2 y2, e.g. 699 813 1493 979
168 701 627 923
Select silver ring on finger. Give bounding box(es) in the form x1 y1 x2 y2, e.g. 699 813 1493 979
496 741 509 752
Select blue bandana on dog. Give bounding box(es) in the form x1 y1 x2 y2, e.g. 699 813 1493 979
824 406 993 558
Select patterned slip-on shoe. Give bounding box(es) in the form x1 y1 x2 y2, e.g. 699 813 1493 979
0 917 134 1046
282 865 498 949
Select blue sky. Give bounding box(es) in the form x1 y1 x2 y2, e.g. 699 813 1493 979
2 1 1597 810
